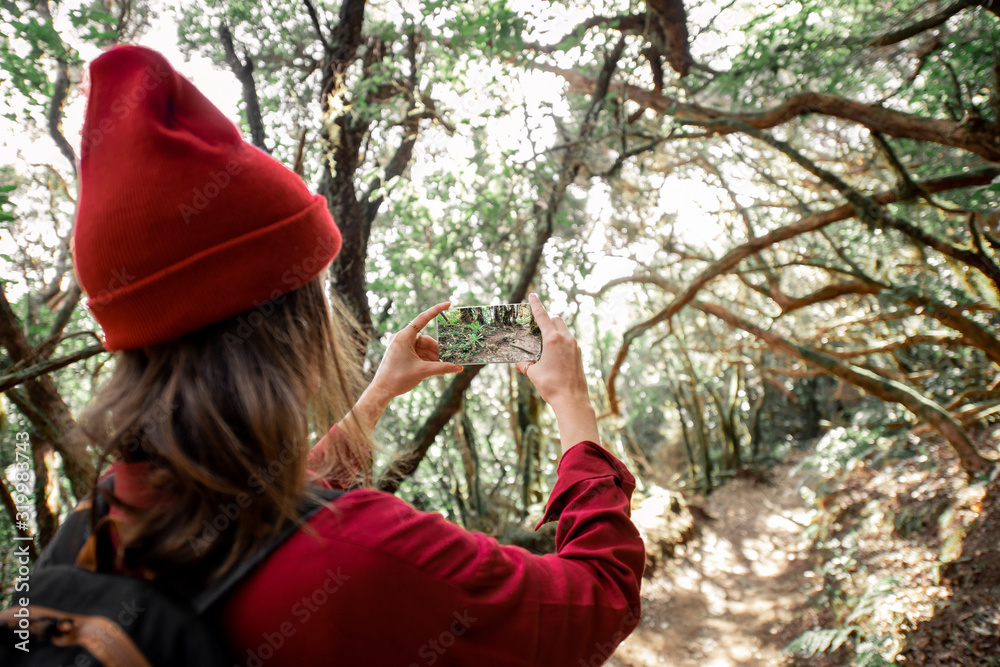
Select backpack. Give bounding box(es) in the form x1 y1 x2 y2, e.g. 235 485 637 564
0 477 344 666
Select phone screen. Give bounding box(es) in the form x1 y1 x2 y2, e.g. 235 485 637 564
435 303 542 366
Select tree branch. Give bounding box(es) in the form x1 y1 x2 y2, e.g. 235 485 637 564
48 58 77 175
871 131 922 200
523 13 645 54
901 292 1000 367
817 228 886 286
35 281 82 360
303 0 331 50
33 0 78 175
696 300 992 476
826 334 964 359
219 22 268 152
703 119 1000 293
537 62 1000 161
361 30 420 231
601 164 1000 414
868 0 996 47
646 0 693 77
0 343 106 393
773 279 885 315
872 130 969 213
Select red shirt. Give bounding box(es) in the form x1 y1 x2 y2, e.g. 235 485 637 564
113 440 644 666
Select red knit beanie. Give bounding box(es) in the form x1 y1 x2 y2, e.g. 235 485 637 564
72 45 341 351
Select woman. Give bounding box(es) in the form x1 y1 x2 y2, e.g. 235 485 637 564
65 44 644 666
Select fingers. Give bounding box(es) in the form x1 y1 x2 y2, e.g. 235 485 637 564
514 360 535 375
527 293 553 333
414 334 440 361
550 316 569 335
404 317 462 374
408 302 451 335
431 361 465 375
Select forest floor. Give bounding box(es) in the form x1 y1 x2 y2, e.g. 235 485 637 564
481 326 541 363
437 324 540 365
607 452 816 667
607 428 999 667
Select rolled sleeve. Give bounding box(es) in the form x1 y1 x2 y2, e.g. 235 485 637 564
536 440 636 529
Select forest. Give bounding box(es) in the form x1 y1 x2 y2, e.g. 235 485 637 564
1 0 998 664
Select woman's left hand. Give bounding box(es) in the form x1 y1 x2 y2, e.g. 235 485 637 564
368 302 465 402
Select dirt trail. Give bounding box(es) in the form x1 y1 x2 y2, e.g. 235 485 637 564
609 460 815 667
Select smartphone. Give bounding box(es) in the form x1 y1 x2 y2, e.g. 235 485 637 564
435 303 542 366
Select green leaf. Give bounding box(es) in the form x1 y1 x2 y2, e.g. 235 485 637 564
786 626 856 657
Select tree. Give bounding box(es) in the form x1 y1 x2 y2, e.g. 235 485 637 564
528 0 999 477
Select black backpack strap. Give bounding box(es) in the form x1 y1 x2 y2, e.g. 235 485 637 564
190 485 345 614
37 477 346 615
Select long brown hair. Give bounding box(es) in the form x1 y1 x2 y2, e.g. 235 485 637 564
81 277 370 582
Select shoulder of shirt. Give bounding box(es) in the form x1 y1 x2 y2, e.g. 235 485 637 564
299 487 485 584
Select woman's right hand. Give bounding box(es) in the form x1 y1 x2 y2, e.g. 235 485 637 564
514 294 600 453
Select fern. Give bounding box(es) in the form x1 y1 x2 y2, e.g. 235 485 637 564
786 626 856 657
855 634 895 666
845 576 898 624
856 648 893 667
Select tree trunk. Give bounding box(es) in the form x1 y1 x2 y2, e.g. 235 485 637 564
31 435 58 550
455 406 485 520
677 411 698 485
677 344 715 491
621 426 651 478
0 470 38 560
664 368 699 485
799 377 823 440
316 0 375 345
749 381 766 460
516 373 544 512
726 365 743 469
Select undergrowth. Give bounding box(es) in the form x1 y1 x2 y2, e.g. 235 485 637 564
783 426 989 666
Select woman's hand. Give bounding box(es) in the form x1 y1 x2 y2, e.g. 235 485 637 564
514 294 600 454
368 302 464 404
330 303 463 454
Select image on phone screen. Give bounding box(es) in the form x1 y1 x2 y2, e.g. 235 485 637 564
435 303 542 366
